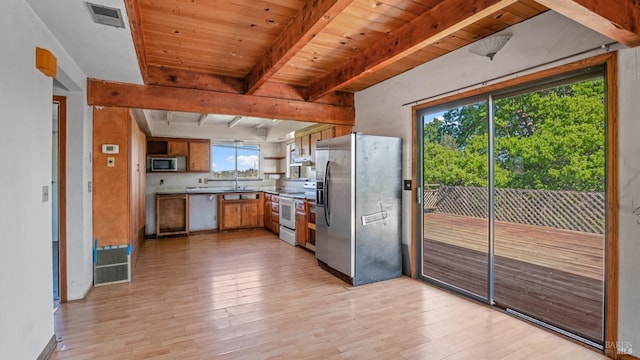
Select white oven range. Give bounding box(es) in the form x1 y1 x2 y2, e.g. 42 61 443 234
279 195 296 246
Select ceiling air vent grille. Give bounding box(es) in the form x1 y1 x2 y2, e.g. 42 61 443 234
86 2 125 28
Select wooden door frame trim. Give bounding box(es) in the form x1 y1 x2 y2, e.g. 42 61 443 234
410 52 618 358
53 95 67 303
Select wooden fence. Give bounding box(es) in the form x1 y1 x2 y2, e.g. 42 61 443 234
424 185 605 234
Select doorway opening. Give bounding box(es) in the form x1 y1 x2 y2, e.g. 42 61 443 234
52 96 67 307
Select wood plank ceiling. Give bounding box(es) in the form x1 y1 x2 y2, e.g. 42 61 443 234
88 0 640 125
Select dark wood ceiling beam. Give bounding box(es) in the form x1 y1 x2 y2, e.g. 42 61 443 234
534 0 640 47
123 0 148 82
87 79 355 126
147 65 354 106
243 0 355 95
305 0 519 101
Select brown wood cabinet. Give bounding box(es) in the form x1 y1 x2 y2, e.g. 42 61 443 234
220 202 242 230
188 140 211 172
307 199 316 249
241 202 261 227
295 199 307 246
93 107 146 268
264 193 279 234
156 194 189 237
168 140 188 156
294 135 311 158
218 193 264 231
320 127 334 140
310 131 321 165
264 195 272 231
294 124 353 165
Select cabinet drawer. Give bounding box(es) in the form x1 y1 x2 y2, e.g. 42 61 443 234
271 195 279 204
271 203 279 212
295 200 305 211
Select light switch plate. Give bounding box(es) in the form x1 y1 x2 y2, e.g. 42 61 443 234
42 185 49 202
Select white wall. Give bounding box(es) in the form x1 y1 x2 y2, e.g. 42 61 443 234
355 11 639 353
0 0 90 356
617 47 640 355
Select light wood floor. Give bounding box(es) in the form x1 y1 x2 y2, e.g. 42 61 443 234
51 229 607 359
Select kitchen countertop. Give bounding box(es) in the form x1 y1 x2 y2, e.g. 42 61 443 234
155 188 315 200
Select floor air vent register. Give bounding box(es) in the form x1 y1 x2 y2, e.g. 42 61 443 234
93 240 131 285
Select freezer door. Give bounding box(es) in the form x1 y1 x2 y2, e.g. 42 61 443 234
353 134 402 285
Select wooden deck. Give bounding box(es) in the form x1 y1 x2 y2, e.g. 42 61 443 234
50 229 608 359
423 212 604 343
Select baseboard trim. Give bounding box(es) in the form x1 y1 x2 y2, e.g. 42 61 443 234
37 334 57 360
619 354 639 360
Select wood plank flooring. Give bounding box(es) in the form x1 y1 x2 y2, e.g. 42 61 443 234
51 229 607 359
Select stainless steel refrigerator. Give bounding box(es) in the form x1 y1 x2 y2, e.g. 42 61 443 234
315 133 402 286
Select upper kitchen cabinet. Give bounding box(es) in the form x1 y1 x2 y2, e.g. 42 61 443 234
168 140 188 156
188 140 211 172
146 137 211 173
295 124 352 164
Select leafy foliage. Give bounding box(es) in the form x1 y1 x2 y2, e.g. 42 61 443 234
423 78 605 192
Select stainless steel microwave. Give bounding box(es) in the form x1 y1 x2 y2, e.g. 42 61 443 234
151 157 178 171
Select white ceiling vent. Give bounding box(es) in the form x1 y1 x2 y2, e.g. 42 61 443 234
86 2 125 29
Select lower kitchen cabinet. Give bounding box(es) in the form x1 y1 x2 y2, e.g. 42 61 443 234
264 193 279 234
218 193 264 231
241 202 261 227
220 202 242 229
295 199 307 246
307 199 316 249
156 194 189 237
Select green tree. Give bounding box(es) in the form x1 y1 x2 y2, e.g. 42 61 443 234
423 78 605 192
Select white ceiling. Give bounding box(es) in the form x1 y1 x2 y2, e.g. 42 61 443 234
26 0 312 142
145 110 314 143
26 0 142 84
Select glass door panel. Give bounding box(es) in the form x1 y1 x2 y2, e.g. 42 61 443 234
421 100 489 299
492 77 606 344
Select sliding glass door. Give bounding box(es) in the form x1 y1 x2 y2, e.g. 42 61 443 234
419 70 606 346
492 77 605 344
421 98 489 300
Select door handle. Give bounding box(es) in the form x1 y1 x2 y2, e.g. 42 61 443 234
324 161 331 227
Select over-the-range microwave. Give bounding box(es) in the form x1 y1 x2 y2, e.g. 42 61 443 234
150 157 178 172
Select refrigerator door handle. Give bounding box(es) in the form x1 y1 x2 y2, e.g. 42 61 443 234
324 161 331 227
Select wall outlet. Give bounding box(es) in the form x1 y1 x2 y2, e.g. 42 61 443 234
88 181 92 193
42 185 49 202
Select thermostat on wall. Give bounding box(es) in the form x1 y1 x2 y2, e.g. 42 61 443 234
102 144 119 154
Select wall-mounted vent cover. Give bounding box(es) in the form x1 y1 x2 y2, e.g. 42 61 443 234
86 2 125 28
93 242 131 286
